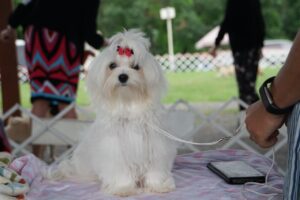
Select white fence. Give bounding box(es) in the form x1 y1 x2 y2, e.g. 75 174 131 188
16 51 288 83
156 51 288 71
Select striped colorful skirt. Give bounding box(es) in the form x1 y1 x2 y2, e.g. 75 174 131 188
24 25 82 104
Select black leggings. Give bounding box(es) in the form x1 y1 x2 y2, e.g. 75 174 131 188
233 49 261 110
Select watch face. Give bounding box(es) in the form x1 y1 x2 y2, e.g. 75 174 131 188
264 87 273 104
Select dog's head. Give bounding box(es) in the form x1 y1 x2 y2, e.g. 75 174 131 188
87 29 167 112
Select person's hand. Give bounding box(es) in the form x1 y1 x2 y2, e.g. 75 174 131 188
259 48 263 59
209 46 217 57
245 101 287 148
0 26 14 42
103 38 110 47
82 50 96 64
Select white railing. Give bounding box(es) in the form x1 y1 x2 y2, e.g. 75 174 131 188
16 51 288 82
156 51 287 71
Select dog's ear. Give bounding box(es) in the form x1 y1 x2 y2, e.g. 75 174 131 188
86 51 107 107
143 52 168 100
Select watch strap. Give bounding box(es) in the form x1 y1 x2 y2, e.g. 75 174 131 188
259 76 294 115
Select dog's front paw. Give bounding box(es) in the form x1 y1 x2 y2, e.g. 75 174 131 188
101 175 138 197
144 172 176 193
42 166 65 181
102 183 137 197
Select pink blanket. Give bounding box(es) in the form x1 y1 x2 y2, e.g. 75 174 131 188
9 149 283 200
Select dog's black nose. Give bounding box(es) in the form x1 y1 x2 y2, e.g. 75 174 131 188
118 74 129 83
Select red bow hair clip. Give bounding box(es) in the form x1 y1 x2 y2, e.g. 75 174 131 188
117 46 134 57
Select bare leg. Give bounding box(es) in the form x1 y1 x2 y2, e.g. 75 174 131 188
31 99 49 158
48 102 77 160
59 102 77 119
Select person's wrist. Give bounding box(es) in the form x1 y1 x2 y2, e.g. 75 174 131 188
257 101 286 130
259 77 294 115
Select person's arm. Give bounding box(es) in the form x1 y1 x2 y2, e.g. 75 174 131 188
210 0 231 57
253 0 265 49
0 1 35 42
83 0 104 49
245 31 300 148
213 21 227 50
271 32 300 108
8 0 35 29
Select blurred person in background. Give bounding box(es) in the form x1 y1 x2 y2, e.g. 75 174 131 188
210 0 265 111
0 0 106 158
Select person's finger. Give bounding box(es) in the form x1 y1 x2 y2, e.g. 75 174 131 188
249 134 255 141
249 133 261 144
0 32 11 42
262 135 278 148
248 130 278 148
268 130 280 139
256 130 279 148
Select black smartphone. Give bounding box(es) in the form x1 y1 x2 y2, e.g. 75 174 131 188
207 160 265 185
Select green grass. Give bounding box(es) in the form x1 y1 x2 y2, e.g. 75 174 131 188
163 67 280 103
3 68 280 108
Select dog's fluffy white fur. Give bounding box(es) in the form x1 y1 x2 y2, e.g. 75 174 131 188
45 29 177 196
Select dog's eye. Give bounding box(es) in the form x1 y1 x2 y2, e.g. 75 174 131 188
109 62 117 70
132 65 140 70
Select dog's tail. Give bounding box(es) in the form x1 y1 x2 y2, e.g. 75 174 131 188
43 158 76 181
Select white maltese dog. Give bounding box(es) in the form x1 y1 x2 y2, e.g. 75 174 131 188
46 29 177 196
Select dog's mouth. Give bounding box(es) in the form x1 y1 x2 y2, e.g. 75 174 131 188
116 82 128 87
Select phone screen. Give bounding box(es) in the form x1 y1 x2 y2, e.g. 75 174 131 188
207 160 265 184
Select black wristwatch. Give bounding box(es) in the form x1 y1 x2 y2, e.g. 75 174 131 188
259 76 294 115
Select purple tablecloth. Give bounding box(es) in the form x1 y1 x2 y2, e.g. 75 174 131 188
9 149 283 200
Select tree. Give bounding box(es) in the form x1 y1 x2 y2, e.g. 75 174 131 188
99 0 224 54
283 0 300 39
10 0 300 54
